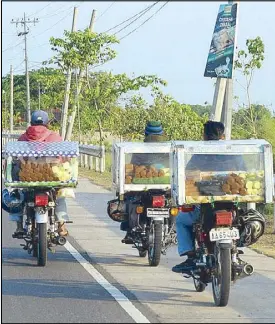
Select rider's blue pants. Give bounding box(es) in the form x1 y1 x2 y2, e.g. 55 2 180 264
176 207 200 256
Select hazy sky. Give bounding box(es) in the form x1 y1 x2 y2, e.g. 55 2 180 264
2 1 275 110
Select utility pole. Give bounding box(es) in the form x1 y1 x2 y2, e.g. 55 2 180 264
60 7 78 140
38 82 41 110
210 0 239 140
65 9 97 141
11 14 39 125
10 65 14 133
2 90 7 130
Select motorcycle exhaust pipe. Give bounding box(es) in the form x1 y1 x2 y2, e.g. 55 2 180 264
56 236 67 246
243 263 254 276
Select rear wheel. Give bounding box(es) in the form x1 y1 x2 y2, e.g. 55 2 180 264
148 221 162 267
212 245 231 306
37 223 47 267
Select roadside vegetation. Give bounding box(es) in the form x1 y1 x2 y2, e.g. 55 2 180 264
2 27 274 258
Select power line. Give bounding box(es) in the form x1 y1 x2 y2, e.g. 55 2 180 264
104 2 160 34
119 1 169 41
26 3 52 18
96 2 116 22
29 2 84 39
37 2 83 19
2 40 25 52
112 2 159 36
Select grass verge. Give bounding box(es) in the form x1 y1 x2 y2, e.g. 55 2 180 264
79 167 112 191
250 214 275 259
79 167 274 258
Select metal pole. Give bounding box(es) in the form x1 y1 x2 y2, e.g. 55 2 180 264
60 7 78 139
24 12 31 125
10 65 14 133
65 9 96 141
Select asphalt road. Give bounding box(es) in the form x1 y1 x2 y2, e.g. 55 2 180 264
2 178 275 323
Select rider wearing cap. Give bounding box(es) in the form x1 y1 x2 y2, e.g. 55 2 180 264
2 110 69 237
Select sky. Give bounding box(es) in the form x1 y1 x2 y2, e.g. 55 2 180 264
2 1 275 110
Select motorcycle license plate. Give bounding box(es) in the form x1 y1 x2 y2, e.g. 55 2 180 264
147 208 169 218
209 227 239 242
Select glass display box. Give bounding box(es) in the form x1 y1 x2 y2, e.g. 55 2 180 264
112 142 172 194
3 141 79 188
170 139 274 205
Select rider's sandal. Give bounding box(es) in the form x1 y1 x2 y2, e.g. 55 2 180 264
58 222 69 236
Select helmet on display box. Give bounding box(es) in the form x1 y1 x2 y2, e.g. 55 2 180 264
238 209 266 247
107 199 128 222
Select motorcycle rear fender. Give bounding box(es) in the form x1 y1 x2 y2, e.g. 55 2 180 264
35 210 48 223
153 218 164 223
216 240 233 249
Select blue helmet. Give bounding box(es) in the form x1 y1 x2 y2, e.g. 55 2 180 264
31 110 49 126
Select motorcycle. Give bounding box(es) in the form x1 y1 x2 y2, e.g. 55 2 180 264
108 189 178 267
12 188 72 267
180 202 255 307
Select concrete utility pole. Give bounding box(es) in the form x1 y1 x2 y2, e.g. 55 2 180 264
60 7 78 140
11 14 39 125
2 90 7 130
10 65 14 133
38 82 41 110
65 9 97 141
210 0 239 140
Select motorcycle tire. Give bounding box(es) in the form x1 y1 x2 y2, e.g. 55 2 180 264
32 220 38 258
212 245 231 307
37 223 47 267
148 221 162 267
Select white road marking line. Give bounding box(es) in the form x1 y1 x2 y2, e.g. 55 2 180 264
64 241 150 324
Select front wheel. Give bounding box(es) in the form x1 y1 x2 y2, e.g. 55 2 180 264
37 223 47 267
148 221 162 267
212 245 231 306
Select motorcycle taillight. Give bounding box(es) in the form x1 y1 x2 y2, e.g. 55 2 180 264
179 205 195 212
152 195 165 208
215 211 233 226
35 194 49 206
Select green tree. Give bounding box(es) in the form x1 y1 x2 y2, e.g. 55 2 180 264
80 72 167 144
148 93 206 140
234 36 265 137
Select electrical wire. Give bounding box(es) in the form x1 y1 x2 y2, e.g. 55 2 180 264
2 40 24 52
103 2 160 34
95 2 116 22
26 3 52 18
119 1 169 41
112 1 159 36
30 1 84 39
38 2 83 19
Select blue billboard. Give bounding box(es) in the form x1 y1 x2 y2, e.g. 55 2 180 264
204 3 238 79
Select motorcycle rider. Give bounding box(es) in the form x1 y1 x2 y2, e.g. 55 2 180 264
172 120 248 273
2 110 69 237
121 120 168 243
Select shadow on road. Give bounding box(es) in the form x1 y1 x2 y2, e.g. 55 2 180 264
1 277 215 308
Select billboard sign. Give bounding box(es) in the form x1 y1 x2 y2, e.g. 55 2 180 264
204 3 238 79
